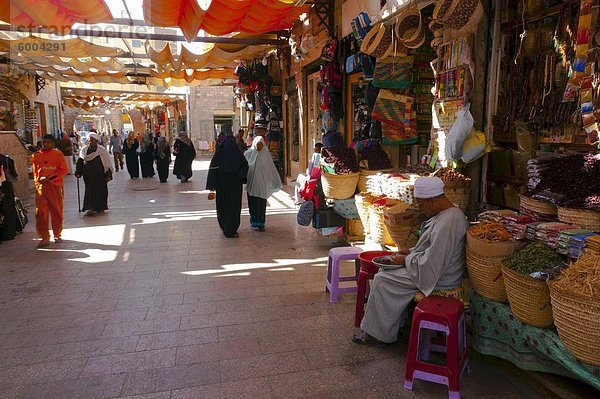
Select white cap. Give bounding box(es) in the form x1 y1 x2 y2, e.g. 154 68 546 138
414 177 444 199
88 133 100 141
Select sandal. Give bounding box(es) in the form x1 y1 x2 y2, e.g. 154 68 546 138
352 331 384 346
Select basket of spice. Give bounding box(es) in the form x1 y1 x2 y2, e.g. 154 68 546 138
557 207 600 233
320 147 360 200
369 197 401 246
501 242 562 328
466 222 516 302
356 144 393 192
433 167 471 211
519 194 558 221
384 201 423 249
548 253 600 365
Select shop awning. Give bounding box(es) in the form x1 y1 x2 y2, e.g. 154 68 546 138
37 70 129 84
142 0 309 41
146 41 269 71
0 0 112 29
11 55 125 72
0 36 125 58
149 68 236 87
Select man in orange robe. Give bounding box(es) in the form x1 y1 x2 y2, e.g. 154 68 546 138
32 134 69 247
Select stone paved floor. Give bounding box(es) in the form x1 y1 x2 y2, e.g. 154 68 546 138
0 157 595 398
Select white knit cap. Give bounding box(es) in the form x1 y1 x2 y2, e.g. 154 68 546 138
414 177 444 199
88 133 100 141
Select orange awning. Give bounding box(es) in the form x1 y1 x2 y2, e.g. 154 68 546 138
149 68 236 87
143 0 309 41
146 41 269 71
0 36 125 58
0 0 112 30
11 55 125 72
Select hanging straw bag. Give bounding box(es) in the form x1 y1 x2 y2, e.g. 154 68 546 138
372 56 414 89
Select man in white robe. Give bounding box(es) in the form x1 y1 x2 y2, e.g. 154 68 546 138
353 177 468 344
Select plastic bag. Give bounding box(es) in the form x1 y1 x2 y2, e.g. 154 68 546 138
445 103 474 162
461 128 490 163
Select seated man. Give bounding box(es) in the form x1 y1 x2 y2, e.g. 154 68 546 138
353 176 468 345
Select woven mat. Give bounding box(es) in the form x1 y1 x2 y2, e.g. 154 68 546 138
470 293 600 390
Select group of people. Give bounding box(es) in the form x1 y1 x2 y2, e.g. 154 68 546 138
31 129 198 246
207 134 282 238
119 131 196 184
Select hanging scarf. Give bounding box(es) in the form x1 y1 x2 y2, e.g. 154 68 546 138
80 144 113 173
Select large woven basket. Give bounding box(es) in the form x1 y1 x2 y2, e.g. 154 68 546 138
369 207 395 246
466 247 507 302
444 186 471 211
519 195 557 216
355 193 374 235
548 283 600 365
385 221 419 249
358 168 393 193
321 171 360 200
557 207 600 232
501 266 553 328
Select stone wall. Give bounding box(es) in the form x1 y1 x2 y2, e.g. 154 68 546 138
188 86 239 144
0 131 33 198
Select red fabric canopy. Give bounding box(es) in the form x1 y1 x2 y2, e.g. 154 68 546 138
143 0 309 41
0 0 112 29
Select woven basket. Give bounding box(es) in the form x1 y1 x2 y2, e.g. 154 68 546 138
501 266 553 328
548 283 600 365
444 186 470 211
369 207 395 246
557 207 600 232
385 221 419 249
321 171 359 200
466 247 507 302
519 195 557 216
355 193 374 236
358 169 393 193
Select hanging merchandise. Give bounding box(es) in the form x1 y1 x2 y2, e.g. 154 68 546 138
445 103 474 162
361 23 394 59
395 2 423 47
436 0 483 31
351 12 371 45
321 37 338 63
372 56 414 89
372 89 414 128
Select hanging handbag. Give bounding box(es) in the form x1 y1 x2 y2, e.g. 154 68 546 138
372 56 414 89
297 199 315 226
372 89 414 128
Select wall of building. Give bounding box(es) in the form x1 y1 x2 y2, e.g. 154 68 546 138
0 131 33 197
63 108 124 136
188 86 239 145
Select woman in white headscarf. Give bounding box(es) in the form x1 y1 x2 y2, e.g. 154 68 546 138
244 136 282 231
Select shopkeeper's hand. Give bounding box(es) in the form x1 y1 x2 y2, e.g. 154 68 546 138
397 247 410 255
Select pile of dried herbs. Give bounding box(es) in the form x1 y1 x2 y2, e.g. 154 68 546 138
503 242 563 275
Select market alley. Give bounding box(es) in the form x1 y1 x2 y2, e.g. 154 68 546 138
0 158 593 398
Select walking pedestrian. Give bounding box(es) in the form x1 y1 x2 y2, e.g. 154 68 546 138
155 136 171 183
56 133 74 175
122 132 140 179
31 134 69 247
109 129 124 172
139 132 156 179
173 131 196 183
75 133 113 217
244 136 282 231
235 129 246 153
0 154 19 241
207 136 248 238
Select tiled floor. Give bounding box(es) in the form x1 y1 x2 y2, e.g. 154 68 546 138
0 158 593 398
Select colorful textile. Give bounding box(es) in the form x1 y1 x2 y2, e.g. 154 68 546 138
372 90 414 127
373 56 414 89
470 293 600 390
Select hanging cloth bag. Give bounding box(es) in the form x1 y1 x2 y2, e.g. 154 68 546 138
371 89 414 127
372 56 414 89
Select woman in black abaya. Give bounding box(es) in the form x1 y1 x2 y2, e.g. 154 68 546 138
122 132 140 179
173 131 196 182
155 136 171 183
139 132 155 178
206 135 248 238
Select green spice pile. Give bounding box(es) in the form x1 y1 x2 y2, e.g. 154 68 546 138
503 242 563 275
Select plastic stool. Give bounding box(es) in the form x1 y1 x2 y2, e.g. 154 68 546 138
324 246 363 302
404 296 468 399
354 250 394 327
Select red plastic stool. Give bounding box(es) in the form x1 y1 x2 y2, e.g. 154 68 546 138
354 250 394 328
404 296 468 399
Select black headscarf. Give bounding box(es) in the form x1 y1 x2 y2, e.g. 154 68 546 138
218 136 245 173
